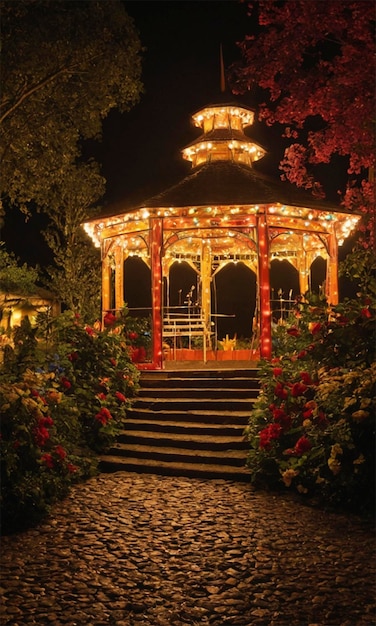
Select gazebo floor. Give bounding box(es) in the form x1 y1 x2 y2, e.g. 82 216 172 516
162 359 259 370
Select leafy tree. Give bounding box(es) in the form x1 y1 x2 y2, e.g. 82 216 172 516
0 246 39 297
0 0 143 212
42 163 104 320
231 1 375 249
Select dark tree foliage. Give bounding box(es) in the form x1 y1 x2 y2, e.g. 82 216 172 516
0 0 143 212
231 0 375 249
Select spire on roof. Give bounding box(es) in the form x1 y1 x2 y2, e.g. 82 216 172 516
220 43 226 93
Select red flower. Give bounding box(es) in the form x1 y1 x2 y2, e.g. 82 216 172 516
110 358 117 366
294 436 311 456
303 408 313 419
61 377 71 390
299 371 312 385
287 326 300 336
41 453 54 469
336 315 349 325
55 445 67 460
104 312 117 327
297 349 307 359
291 382 307 397
67 463 78 473
85 325 94 336
39 416 54 427
31 388 40 398
361 307 372 319
317 410 328 426
272 406 291 430
259 423 282 450
128 331 138 341
95 407 113 425
115 391 127 402
272 407 286 421
310 322 322 335
272 367 283 377
68 352 78 362
97 392 107 401
274 382 288 399
35 427 50 447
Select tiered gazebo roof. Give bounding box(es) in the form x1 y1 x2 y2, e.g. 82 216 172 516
84 97 360 368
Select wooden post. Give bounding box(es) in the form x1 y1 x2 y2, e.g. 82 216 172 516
114 245 124 312
326 231 339 305
257 212 272 359
150 217 163 369
101 243 112 322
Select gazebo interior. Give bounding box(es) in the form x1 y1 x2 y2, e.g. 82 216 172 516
84 101 360 369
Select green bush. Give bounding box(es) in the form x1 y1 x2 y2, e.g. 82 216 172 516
0 310 140 533
246 258 375 516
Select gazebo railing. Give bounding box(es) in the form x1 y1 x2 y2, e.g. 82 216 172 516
162 306 213 362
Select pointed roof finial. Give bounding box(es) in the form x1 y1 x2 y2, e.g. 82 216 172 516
220 43 226 93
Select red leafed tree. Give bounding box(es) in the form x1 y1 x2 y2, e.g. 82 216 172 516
231 0 375 249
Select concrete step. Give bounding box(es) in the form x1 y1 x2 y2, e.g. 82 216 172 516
140 377 260 390
109 443 247 466
132 397 256 411
137 387 259 399
100 367 259 481
117 429 249 450
99 455 252 481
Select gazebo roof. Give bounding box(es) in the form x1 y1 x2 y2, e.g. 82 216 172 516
134 161 343 212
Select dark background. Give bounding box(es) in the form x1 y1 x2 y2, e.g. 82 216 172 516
2 1 353 336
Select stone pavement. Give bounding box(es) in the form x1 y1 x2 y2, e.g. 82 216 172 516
0 471 375 626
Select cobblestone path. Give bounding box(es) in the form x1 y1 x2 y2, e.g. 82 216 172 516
1 472 375 626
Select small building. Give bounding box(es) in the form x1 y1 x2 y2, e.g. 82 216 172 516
83 100 360 369
0 287 61 331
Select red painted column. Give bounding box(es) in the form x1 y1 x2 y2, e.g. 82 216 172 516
257 212 272 359
150 217 163 369
326 231 339 305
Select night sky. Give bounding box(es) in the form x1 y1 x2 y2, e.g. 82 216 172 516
3 1 354 331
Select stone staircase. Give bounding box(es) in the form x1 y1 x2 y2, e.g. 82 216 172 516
100 367 260 481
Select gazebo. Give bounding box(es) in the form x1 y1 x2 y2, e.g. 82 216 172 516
83 100 360 369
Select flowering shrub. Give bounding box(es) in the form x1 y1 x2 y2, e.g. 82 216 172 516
45 310 140 452
103 305 152 363
0 369 96 532
1 310 141 532
246 269 375 515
